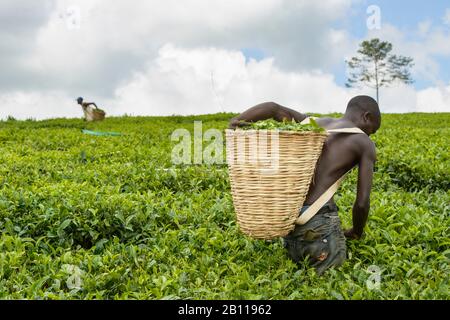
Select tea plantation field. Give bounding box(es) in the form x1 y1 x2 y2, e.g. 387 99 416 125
0 113 448 299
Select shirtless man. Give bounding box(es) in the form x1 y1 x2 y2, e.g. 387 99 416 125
229 95 381 274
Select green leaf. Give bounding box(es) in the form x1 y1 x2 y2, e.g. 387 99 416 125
59 219 71 230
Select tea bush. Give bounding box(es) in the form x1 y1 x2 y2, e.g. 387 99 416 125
0 113 448 299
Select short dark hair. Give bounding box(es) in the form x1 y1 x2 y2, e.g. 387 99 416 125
77 97 83 103
345 95 380 118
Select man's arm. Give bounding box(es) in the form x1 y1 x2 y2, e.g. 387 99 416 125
229 102 307 129
345 140 376 240
83 102 98 108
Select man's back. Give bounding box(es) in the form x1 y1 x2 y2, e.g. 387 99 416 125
304 117 375 205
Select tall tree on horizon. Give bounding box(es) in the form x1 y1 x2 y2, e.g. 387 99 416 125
345 38 414 105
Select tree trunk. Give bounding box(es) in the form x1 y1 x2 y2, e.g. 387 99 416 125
375 60 380 105
376 86 379 105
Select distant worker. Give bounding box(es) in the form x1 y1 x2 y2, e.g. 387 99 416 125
77 97 106 121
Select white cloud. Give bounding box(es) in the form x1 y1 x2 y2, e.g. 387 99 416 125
2 43 449 120
3 0 355 97
417 85 450 112
110 44 353 116
0 91 81 120
378 84 418 113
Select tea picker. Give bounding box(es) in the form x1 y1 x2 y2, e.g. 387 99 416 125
226 97 381 275
77 97 106 121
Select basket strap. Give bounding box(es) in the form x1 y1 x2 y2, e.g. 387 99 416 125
300 117 318 125
327 127 365 134
300 117 365 134
295 174 346 225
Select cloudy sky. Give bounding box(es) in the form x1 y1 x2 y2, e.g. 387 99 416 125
0 0 449 119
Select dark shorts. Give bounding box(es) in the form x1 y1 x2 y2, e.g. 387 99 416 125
283 203 346 275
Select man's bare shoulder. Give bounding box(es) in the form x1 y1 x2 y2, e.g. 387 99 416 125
351 133 376 160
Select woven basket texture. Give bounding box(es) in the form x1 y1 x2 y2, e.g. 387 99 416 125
225 129 327 239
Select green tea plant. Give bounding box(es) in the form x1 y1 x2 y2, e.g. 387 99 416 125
0 113 448 299
240 118 325 133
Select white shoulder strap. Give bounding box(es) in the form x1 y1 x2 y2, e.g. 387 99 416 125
327 127 365 134
295 174 346 225
300 117 318 125
300 117 365 134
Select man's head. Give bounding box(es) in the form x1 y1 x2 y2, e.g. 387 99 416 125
344 95 381 135
77 97 83 105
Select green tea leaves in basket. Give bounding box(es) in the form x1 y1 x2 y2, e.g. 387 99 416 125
242 118 325 133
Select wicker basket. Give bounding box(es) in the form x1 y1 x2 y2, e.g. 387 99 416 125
83 107 106 122
91 109 106 121
225 129 328 239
